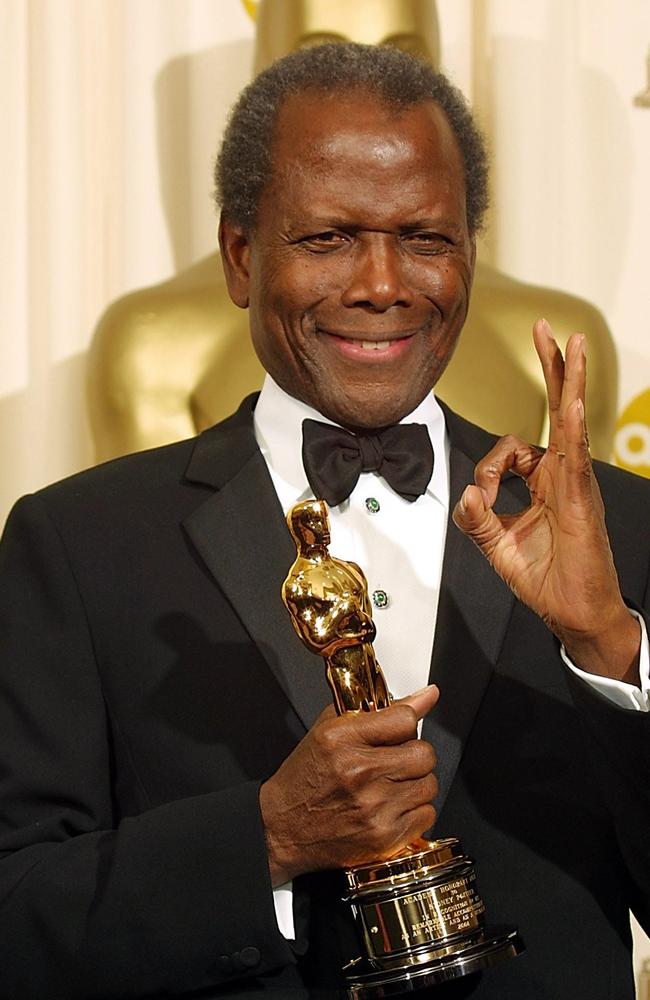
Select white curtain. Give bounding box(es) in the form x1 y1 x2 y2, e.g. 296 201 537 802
3 0 650 524
0 0 255 520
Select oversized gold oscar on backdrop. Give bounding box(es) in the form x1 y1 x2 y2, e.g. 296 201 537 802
282 499 523 999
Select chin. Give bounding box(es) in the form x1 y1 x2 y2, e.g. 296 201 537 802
323 395 420 432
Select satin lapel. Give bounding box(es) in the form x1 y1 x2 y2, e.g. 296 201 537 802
182 401 331 733
422 407 525 813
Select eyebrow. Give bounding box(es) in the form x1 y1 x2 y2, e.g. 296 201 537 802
289 215 466 236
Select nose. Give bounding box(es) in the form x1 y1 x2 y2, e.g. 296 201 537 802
341 234 414 311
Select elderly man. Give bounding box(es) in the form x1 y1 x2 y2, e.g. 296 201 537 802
0 43 648 1000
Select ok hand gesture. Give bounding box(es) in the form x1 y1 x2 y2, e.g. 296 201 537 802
453 318 640 685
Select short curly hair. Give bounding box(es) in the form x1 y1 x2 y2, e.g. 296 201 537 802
215 42 489 235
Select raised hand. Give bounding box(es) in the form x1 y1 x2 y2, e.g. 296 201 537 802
259 685 439 886
452 318 640 684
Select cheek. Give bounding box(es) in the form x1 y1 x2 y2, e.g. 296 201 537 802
434 327 461 358
427 332 462 386
290 258 342 307
417 261 468 301
248 274 320 375
259 258 333 320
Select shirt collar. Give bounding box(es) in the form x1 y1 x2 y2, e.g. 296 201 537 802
253 375 450 511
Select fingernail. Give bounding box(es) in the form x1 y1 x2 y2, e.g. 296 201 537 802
459 486 469 513
411 684 438 697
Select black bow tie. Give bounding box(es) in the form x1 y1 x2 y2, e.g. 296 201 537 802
301 418 434 507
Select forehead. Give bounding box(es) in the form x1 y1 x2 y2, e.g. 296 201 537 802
267 91 465 204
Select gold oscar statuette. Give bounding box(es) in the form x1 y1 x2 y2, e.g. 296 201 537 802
282 499 523 998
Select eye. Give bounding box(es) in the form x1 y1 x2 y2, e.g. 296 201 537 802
300 231 349 252
402 231 452 254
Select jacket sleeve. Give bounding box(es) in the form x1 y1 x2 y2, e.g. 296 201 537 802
0 495 296 999
565 600 650 937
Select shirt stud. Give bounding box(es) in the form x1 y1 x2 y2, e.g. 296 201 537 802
372 589 389 609
365 497 380 514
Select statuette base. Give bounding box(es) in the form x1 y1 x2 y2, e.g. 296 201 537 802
343 837 522 997
344 928 523 998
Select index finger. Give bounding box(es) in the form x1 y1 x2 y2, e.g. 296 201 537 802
533 319 587 456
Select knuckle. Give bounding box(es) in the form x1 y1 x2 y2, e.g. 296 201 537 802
401 739 434 774
416 739 437 771
423 773 438 802
499 434 522 450
390 703 418 734
317 717 351 753
408 803 437 837
313 726 338 761
409 773 437 808
422 803 437 829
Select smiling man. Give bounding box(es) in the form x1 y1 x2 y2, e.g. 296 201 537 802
0 43 649 1000
220 90 475 432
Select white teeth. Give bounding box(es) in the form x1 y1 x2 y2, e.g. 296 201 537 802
359 340 392 351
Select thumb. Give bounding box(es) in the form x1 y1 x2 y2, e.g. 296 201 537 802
397 683 440 719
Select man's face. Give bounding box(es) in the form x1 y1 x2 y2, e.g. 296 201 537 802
220 91 475 430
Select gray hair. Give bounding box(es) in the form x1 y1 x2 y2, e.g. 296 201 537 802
215 42 489 235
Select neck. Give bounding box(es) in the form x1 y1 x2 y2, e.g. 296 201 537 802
299 542 328 559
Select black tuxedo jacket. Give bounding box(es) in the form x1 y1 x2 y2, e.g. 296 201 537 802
0 396 649 1000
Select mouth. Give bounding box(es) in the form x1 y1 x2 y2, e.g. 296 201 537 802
320 329 417 358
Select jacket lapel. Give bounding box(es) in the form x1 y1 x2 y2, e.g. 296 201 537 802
423 405 525 812
182 396 331 733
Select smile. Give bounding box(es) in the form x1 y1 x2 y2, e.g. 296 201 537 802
321 330 416 362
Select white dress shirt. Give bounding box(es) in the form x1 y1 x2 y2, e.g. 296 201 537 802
253 374 650 939
255 375 449 701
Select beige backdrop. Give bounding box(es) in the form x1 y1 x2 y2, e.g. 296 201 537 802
1 0 649 983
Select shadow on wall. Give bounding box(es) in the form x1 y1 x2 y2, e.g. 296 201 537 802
479 33 633 318
0 353 94 526
155 39 254 272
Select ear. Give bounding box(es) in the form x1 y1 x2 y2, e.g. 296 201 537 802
218 214 252 309
468 236 477 287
